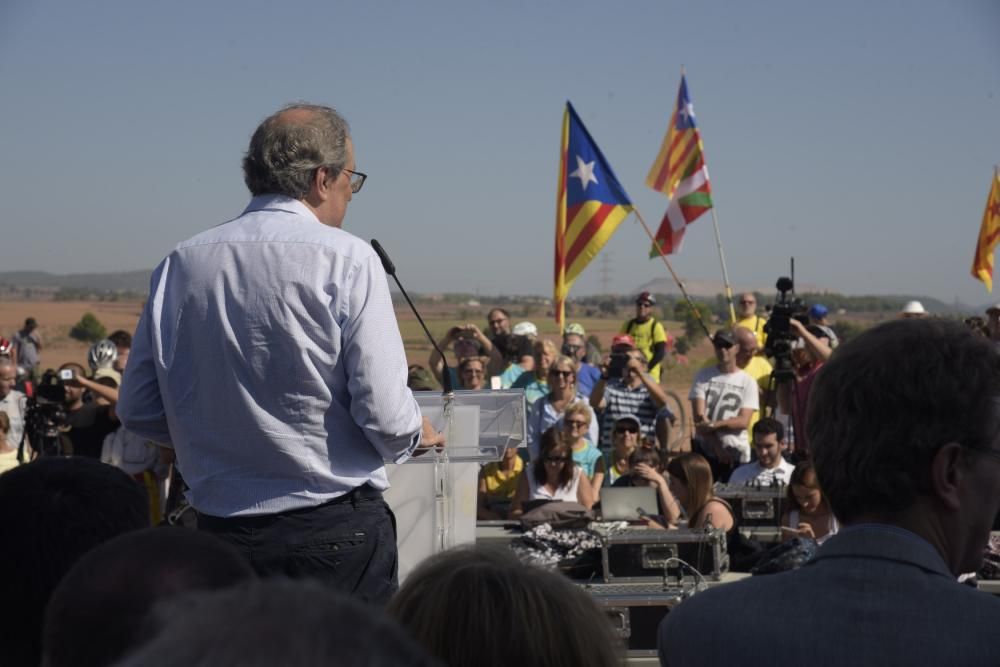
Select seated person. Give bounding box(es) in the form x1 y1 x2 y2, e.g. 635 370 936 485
727 417 795 486
456 356 488 390
661 452 735 532
604 415 641 486
387 546 622 667
477 445 525 520
429 324 500 390
525 355 597 460
509 428 594 516
560 402 604 498
610 447 672 523
781 461 839 543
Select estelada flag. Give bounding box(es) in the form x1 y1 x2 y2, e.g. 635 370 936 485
554 102 633 324
646 75 713 255
972 167 1000 292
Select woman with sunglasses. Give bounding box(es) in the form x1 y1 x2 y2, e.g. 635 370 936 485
561 402 605 499
509 427 594 516
456 356 487 390
525 355 597 461
605 415 642 486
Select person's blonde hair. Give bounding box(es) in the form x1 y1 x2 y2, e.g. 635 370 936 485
563 401 591 425
387 546 622 667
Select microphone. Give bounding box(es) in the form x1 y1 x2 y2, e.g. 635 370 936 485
371 239 453 395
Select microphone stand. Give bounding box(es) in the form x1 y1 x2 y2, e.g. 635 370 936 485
371 239 455 552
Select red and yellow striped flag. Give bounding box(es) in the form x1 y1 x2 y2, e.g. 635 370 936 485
555 102 633 325
646 75 713 255
972 168 1000 292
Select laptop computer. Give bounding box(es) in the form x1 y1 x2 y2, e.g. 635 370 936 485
600 486 659 522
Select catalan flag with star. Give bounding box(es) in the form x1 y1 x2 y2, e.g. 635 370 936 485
646 75 713 255
972 167 1000 292
554 101 634 325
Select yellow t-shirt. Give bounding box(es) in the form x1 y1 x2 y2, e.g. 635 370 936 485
620 318 669 381
480 456 525 502
735 315 768 347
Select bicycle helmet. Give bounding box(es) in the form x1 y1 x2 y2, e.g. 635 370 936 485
88 339 118 371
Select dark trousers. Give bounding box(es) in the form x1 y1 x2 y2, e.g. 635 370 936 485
197 485 398 605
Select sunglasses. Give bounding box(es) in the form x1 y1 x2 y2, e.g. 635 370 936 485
545 456 569 463
615 425 639 434
549 370 574 378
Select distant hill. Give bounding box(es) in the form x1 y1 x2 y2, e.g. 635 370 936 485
0 270 152 295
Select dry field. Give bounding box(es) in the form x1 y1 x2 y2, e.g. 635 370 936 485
1 299 704 442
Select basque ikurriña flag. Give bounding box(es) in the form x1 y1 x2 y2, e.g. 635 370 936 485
554 102 634 325
646 75 713 255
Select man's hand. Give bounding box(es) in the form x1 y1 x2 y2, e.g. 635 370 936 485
417 417 446 450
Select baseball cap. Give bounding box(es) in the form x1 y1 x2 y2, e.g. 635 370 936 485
512 321 538 337
808 304 828 319
712 329 736 348
564 323 586 337
636 291 656 305
614 415 642 430
611 334 636 349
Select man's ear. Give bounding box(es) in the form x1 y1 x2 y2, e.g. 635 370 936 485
307 166 330 204
929 442 965 512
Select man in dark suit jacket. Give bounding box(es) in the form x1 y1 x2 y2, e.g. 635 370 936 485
659 318 1000 666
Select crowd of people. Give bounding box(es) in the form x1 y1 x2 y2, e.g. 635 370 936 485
4 99 1000 666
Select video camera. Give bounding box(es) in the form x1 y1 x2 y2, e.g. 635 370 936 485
763 276 808 381
23 369 70 457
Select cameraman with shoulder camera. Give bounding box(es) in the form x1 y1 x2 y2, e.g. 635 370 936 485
59 363 120 459
777 319 832 458
591 335 670 448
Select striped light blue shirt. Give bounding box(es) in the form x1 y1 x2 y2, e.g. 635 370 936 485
119 195 423 517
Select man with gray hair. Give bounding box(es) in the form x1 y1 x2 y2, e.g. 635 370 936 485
659 318 1000 666
119 103 443 604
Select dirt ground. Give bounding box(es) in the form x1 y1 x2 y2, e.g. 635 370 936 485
0 298 700 444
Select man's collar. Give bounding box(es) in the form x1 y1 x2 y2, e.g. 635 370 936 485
814 523 952 577
242 194 320 223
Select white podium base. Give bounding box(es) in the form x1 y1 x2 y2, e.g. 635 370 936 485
384 461 480 583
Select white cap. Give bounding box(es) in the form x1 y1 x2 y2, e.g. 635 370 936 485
512 321 538 337
901 300 926 315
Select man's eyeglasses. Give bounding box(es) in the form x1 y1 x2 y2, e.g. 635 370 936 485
343 169 367 194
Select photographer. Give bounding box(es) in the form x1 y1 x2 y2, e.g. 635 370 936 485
59 363 120 459
428 324 501 391
776 320 832 457
590 335 670 448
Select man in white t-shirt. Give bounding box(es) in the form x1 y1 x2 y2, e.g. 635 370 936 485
728 417 795 486
689 329 759 480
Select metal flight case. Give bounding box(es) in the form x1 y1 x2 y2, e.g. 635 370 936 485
714 480 788 544
590 525 729 583
577 580 692 658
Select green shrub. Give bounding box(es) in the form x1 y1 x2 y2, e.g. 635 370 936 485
69 313 107 343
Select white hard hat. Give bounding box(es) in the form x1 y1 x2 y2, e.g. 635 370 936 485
900 300 926 315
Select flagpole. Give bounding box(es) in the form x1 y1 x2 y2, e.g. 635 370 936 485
708 208 737 324
631 208 713 340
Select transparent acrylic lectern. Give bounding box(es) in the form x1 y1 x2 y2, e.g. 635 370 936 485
384 389 525 582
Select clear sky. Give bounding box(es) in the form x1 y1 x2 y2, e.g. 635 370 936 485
1 0 998 306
